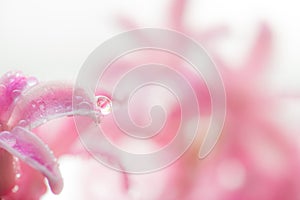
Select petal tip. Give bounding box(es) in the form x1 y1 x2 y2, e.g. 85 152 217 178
49 176 64 194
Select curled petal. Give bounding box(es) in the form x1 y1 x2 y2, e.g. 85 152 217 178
0 126 63 194
0 71 38 122
7 82 96 130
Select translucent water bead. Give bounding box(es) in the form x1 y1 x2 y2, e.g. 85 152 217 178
95 95 112 115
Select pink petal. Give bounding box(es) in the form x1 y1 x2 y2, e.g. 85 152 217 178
7 82 96 130
0 149 16 196
195 26 229 43
4 162 47 200
243 23 272 74
169 0 187 30
0 126 63 194
0 71 38 122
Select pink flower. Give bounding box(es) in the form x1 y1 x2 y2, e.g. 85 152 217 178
1 1 299 199
74 0 299 199
0 71 100 199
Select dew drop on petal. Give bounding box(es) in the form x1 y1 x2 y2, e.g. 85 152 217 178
26 77 38 87
37 100 46 111
74 95 83 102
13 157 21 174
0 84 6 93
18 120 28 127
31 102 37 109
3 136 17 147
95 95 112 115
12 185 19 193
16 173 21 179
78 102 92 110
12 89 21 99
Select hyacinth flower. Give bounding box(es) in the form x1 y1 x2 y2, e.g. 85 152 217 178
1 0 299 199
0 71 110 199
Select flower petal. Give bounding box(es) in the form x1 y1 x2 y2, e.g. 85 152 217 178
0 71 38 123
0 149 16 196
0 126 63 194
3 162 48 200
244 23 272 74
7 82 96 130
169 0 187 30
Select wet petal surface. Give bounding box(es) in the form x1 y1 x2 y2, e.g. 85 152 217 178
0 126 63 194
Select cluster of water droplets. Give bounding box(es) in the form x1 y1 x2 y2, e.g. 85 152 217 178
1 71 38 101
13 87 113 129
16 98 50 129
12 157 21 193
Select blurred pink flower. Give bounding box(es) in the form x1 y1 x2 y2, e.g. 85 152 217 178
82 0 300 199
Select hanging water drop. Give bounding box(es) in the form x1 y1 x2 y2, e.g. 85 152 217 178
26 77 38 87
96 95 112 115
18 120 28 127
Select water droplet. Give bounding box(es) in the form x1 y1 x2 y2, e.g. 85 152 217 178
12 185 19 193
18 120 28 127
78 102 92 110
54 105 64 113
37 100 46 111
64 101 72 110
16 173 21 179
31 102 37 109
12 89 21 99
15 72 21 77
0 84 6 94
40 118 47 124
5 137 16 147
74 95 83 103
96 95 112 115
27 77 38 87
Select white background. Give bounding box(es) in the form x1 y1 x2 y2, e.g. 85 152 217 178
0 0 299 89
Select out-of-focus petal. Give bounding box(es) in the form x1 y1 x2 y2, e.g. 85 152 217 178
243 23 272 74
0 126 63 194
169 0 187 30
35 118 79 157
7 82 96 130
